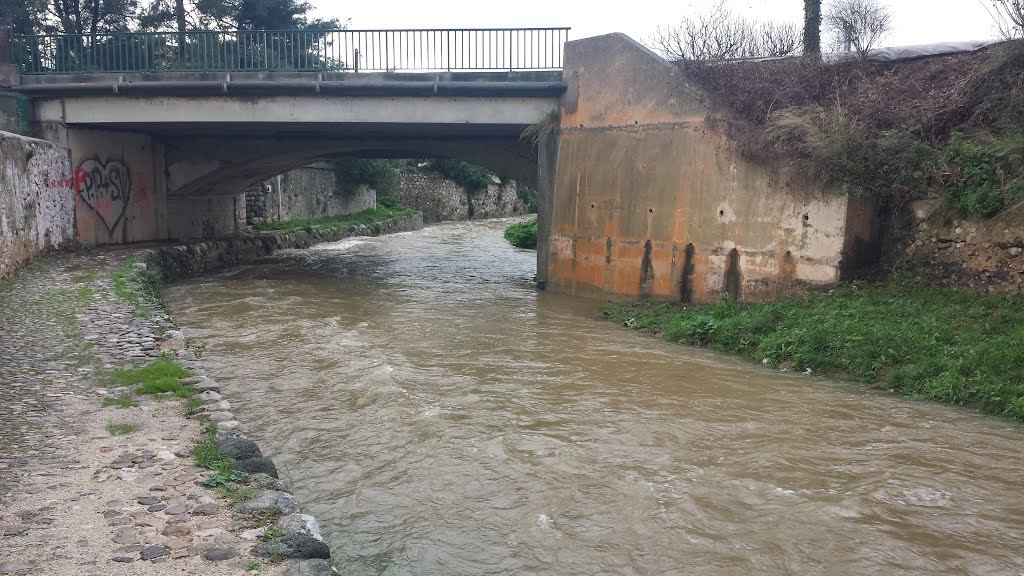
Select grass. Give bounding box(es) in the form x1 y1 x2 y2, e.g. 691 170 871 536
71 271 98 283
106 423 137 436
109 357 196 398
258 526 286 541
102 395 139 409
220 485 255 503
185 397 204 416
504 218 538 249
601 278 1024 420
254 203 416 233
111 258 166 317
193 423 249 492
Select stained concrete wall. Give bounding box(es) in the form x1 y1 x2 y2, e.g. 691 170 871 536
66 128 168 245
167 194 243 240
0 131 75 280
548 34 876 302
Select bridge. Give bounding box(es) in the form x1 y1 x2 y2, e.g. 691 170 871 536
0 29 877 304
2 28 567 242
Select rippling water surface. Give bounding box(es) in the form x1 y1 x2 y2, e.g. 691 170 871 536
164 219 1024 575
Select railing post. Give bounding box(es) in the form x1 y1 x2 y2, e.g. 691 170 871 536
0 27 11 65
353 48 359 73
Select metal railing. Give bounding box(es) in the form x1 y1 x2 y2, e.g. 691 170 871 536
12 28 570 75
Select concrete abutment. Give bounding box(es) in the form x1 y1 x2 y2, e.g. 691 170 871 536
544 33 879 303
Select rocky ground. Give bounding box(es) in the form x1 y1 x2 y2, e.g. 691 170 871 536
0 248 334 575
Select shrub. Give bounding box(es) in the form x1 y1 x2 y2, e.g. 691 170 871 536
425 159 495 191
516 184 539 213
504 218 538 249
331 158 402 195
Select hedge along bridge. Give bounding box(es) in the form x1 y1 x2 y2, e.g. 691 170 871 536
12 28 571 74
3 30 881 304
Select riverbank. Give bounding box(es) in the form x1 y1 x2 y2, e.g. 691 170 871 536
0 212 424 575
601 278 1024 421
0 250 306 575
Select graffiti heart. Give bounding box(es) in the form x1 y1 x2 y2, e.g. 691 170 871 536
74 159 131 233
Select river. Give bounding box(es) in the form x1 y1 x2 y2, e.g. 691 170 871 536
164 219 1024 575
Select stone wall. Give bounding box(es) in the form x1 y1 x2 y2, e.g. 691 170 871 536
249 164 531 227
899 200 1024 294
395 170 531 223
0 130 75 280
151 213 424 280
245 164 375 226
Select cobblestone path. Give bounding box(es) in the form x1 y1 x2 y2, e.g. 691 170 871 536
0 251 298 575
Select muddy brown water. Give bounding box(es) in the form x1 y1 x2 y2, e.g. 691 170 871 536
164 219 1024 576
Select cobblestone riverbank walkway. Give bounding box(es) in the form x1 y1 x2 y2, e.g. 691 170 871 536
0 249 326 575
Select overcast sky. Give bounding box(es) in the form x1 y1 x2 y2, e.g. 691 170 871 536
308 0 1002 49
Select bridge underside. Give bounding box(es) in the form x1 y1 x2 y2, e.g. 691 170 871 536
29 84 558 244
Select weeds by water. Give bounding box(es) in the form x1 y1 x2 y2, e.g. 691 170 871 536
602 278 1024 420
111 258 165 317
184 397 203 415
254 203 415 233
504 218 538 249
193 423 250 493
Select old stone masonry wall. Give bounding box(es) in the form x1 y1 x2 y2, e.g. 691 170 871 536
395 171 531 224
0 130 75 280
247 164 532 228
900 200 1024 294
244 165 375 227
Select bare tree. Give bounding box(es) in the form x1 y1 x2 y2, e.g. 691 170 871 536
981 0 1024 38
651 0 802 61
824 0 893 59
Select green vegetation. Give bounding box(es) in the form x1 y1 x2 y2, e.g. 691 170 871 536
602 279 1024 420
109 357 196 398
766 111 1024 217
194 424 249 493
221 485 256 503
331 158 403 196
516 184 539 213
106 423 137 436
259 526 286 541
504 218 538 249
185 397 204 416
425 159 495 191
254 203 415 233
111 258 165 317
688 40 1024 217
244 561 262 572
102 395 139 409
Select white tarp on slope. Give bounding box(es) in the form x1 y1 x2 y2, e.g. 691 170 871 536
822 40 1002 63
